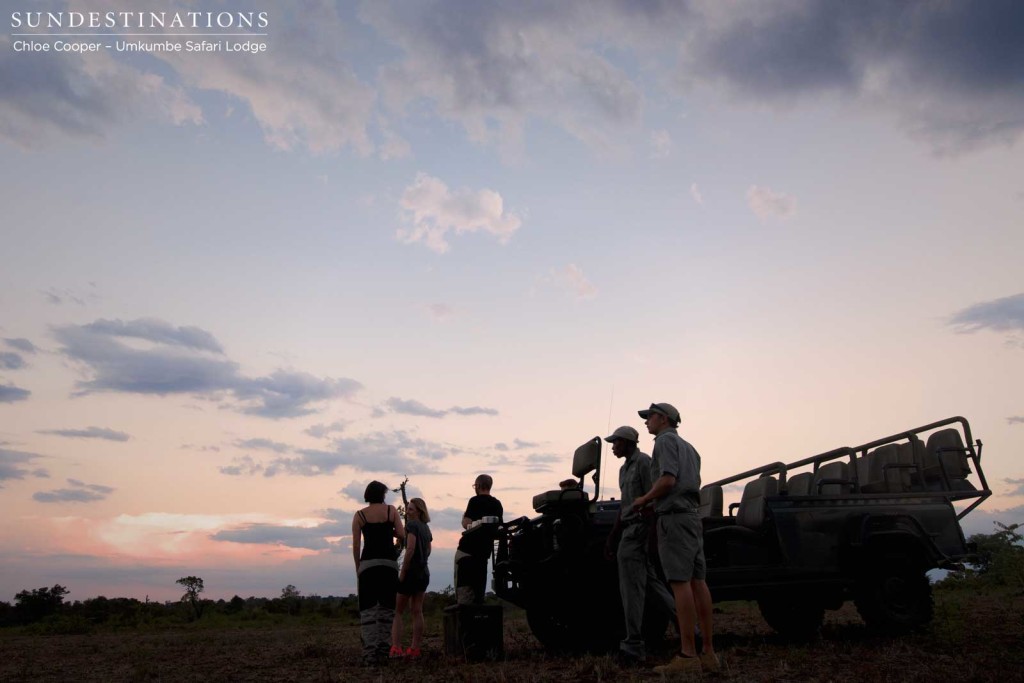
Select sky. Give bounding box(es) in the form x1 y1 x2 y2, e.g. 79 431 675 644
1 0 1022 603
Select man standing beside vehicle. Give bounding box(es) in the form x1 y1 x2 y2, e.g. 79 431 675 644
455 474 503 605
603 425 677 665
632 403 718 675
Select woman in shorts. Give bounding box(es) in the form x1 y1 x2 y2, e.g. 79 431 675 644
390 497 433 658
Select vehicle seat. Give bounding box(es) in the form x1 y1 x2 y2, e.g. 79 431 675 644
532 488 589 513
812 461 854 496
786 472 813 496
699 485 723 518
923 428 975 491
735 476 778 529
857 444 900 493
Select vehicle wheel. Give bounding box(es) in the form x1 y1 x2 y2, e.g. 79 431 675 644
757 596 825 640
855 562 933 634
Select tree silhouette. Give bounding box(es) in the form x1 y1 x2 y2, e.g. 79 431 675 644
176 576 205 620
14 584 69 624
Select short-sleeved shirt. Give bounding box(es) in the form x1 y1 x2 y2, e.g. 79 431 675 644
650 427 701 514
618 450 652 523
457 494 503 556
406 519 432 570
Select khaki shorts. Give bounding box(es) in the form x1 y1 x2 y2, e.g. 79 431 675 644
656 512 706 582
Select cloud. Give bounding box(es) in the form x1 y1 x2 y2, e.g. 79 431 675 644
948 293 1024 335
448 406 499 416
0 384 31 403
340 480 367 502
651 129 672 158
210 522 343 551
41 287 87 306
80 318 224 353
690 182 704 205
261 430 457 477
53 318 362 418
37 426 130 442
494 439 540 451
0 447 49 485
0 352 25 370
364 1 673 152
426 303 455 321
1008 416 1024 426
557 264 598 300
1005 478 1024 496
397 173 522 254
33 478 114 504
428 506 468 532
151 1 376 155
747 185 797 220
234 438 291 453
382 397 499 419
685 1 1024 154
304 420 350 438
0 34 202 148
218 455 263 476
385 397 448 419
4 338 38 354
958 504 1024 538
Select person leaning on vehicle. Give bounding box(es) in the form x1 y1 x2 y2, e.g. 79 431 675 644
603 425 677 665
632 403 719 675
454 473 503 605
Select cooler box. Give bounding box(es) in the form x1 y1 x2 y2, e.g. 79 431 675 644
443 604 503 660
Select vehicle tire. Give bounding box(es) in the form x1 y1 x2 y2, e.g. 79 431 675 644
757 596 825 640
855 562 933 634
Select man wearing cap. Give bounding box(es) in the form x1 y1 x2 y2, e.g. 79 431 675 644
632 403 718 675
603 425 676 665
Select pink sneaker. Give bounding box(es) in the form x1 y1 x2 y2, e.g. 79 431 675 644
389 645 404 658
404 647 422 658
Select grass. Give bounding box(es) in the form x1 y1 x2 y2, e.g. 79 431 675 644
2 587 1022 682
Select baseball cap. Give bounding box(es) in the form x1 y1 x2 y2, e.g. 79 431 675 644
604 426 640 443
637 402 681 425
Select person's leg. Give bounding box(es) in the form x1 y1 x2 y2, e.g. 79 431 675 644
693 579 714 654
410 592 426 650
617 528 648 659
391 593 409 652
454 551 474 605
671 580 697 657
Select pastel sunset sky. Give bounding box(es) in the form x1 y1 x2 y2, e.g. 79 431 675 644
1 0 1022 602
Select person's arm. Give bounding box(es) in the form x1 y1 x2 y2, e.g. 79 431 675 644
351 514 362 572
461 498 476 529
633 473 677 511
461 515 472 529
393 505 406 542
399 530 417 582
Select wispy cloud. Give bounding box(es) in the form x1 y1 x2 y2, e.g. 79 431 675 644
4 338 38 354
234 438 291 454
53 318 361 418
558 264 598 300
218 455 263 476
1004 478 1024 496
0 447 49 486
382 397 499 419
690 182 704 206
305 420 350 438
747 185 797 221
494 439 540 451
948 293 1024 335
37 427 130 442
426 303 455 321
0 352 25 370
651 129 672 158
33 479 114 504
397 173 522 254
0 384 31 403
260 431 457 477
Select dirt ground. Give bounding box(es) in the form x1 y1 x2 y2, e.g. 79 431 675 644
2 589 1022 682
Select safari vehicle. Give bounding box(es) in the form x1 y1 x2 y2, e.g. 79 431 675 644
492 416 991 650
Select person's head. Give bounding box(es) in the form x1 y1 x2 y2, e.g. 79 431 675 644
363 480 388 504
407 497 431 523
474 474 493 494
638 403 681 435
604 425 639 458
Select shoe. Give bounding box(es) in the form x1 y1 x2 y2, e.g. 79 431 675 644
389 645 404 658
700 652 720 673
653 654 702 674
404 647 421 658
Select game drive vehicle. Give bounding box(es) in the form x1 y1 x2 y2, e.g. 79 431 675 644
492 416 991 650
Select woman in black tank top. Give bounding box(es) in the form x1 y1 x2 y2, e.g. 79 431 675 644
351 481 405 665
